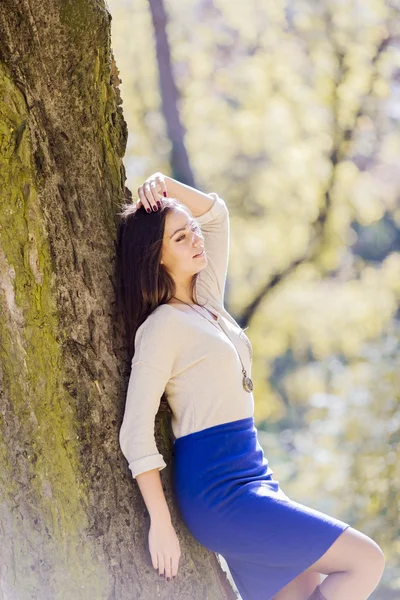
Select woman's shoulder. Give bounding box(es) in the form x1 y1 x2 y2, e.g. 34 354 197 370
138 303 181 331
134 304 182 354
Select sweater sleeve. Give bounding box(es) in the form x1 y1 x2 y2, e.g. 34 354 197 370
119 316 175 479
195 192 230 308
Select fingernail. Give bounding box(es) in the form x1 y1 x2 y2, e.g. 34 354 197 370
153 205 157 211
163 191 167 197
157 200 161 208
146 208 151 213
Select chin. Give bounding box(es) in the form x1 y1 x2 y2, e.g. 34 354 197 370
193 255 207 272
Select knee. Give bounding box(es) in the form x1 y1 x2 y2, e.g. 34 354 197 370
362 537 385 585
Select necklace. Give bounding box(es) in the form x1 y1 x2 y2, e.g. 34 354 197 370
171 296 254 393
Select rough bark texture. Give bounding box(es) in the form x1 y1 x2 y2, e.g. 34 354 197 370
0 1 236 598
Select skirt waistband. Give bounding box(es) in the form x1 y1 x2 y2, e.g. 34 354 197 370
174 416 255 448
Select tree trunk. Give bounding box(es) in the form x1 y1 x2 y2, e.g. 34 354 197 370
0 1 236 598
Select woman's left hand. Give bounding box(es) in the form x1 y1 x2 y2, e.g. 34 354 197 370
136 172 168 212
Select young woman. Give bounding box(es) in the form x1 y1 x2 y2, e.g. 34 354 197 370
116 173 385 600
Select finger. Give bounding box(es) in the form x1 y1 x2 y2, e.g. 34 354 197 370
143 181 158 211
157 554 165 577
143 182 155 210
155 173 167 199
150 550 158 570
164 555 172 580
148 179 159 208
171 552 180 577
138 187 152 213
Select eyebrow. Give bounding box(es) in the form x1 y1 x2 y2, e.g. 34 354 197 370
169 219 194 239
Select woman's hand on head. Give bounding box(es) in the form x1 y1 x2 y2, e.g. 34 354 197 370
148 518 181 580
136 172 168 213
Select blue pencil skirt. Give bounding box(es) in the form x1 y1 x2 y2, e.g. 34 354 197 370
172 416 350 600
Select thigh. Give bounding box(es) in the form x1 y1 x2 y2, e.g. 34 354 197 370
273 571 321 600
303 526 385 576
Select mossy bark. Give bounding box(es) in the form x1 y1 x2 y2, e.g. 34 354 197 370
0 1 236 598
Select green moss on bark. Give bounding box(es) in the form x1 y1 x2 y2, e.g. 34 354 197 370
0 64 108 599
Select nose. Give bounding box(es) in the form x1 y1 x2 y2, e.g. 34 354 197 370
192 229 203 247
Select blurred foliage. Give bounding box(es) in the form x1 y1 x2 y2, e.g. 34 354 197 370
107 0 400 595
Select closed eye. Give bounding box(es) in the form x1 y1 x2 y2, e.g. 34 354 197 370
177 223 201 242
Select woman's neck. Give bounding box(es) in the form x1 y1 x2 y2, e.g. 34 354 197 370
170 294 194 305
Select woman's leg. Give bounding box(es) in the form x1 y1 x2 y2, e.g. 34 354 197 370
273 526 384 600
303 526 385 599
273 571 322 599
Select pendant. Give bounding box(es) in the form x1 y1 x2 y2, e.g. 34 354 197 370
242 369 253 392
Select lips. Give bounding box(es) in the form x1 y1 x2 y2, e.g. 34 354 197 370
193 249 205 258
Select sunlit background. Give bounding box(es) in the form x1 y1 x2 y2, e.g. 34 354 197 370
106 1 400 596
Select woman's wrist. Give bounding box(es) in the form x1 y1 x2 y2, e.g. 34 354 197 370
149 504 172 525
163 175 214 218
136 468 172 524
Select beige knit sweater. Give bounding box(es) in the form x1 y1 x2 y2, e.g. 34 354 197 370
119 192 254 479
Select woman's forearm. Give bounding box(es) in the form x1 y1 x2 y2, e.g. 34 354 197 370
164 176 214 218
136 469 172 524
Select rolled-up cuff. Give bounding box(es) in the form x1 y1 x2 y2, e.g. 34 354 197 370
195 192 228 225
129 453 167 479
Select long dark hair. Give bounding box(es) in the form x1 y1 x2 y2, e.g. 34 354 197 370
115 197 204 361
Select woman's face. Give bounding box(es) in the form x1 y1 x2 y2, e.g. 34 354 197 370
161 207 207 278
